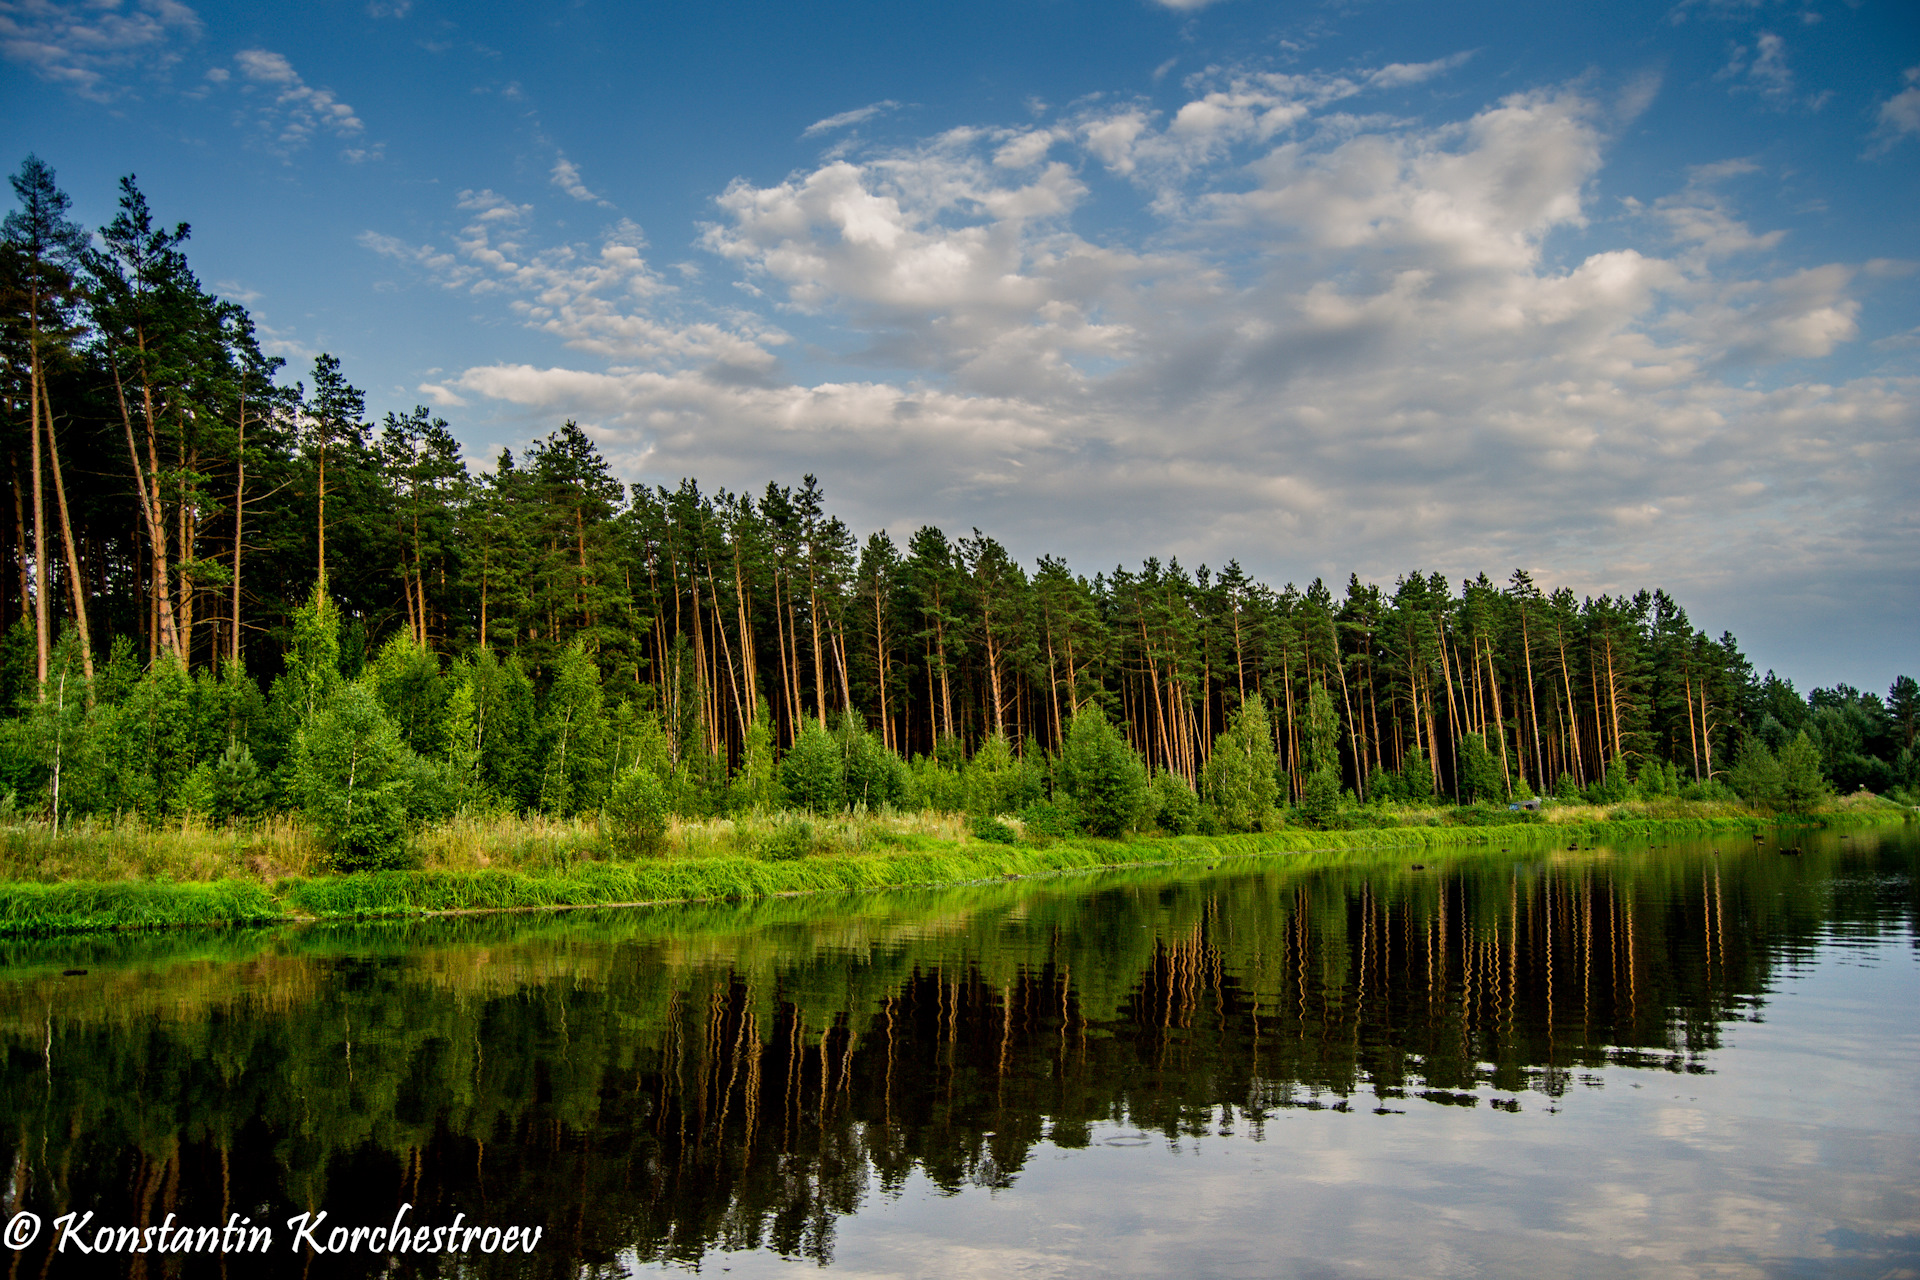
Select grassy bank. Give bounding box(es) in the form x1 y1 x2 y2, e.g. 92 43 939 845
0 795 1907 936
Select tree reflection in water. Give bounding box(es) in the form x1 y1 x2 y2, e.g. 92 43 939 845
1 829 1911 1276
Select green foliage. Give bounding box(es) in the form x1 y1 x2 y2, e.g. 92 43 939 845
604 766 671 856
963 731 1040 817
1200 695 1279 830
1554 772 1581 802
1060 708 1148 837
537 642 607 815
1637 759 1679 798
367 632 452 758
782 720 843 814
907 755 965 813
284 579 343 720
293 683 416 871
732 699 781 814
1777 730 1831 813
759 819 815 862
467 649 538 811
1017 800 1078 838
1305 683 1340 777
1589 757 1636 805
1456 734 1504 805
840 715 909 811
90 656 198 817
179 743 270 823
1152 770 1202 835
1727 737 1783 807
1400 747 1435 802
1299 768 1342 829
970 816 1018 844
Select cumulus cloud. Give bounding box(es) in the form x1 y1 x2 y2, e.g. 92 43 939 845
0 0 200 100
232 48 367 155
422 63 1908 669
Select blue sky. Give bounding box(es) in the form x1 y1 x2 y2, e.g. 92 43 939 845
2 0 1916 690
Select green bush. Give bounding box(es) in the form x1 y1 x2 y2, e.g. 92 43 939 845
907 754 965 813
1060 708 1149 837
604 766 671 856
783 720 844 814
759 819 815 862
1018 800 1078 837
1727 736 1783 807
731 701 783 813
1152 770 1202 835
179 742 270 823
840 715 909 810
1299 768 1341 829
1456 734 1504 805
964 731 1042 816
970 816 1018 844
1778 729 1830 813
293 683 416 871
1399 747 1435 802
1200 695 1280 830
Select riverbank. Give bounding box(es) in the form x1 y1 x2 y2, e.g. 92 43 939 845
0 796 1907 935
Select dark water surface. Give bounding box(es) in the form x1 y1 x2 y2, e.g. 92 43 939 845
3 825 1916 1277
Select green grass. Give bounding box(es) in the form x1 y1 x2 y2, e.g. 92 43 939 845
0 877 281 935
0 795 1907 936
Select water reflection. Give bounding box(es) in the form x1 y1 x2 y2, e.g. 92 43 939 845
1 826 1913 1276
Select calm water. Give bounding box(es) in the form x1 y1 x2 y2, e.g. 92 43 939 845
2 825 1916 1277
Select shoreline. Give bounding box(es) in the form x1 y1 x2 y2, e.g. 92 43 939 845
0 806 1907 938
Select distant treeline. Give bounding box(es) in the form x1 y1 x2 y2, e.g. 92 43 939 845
3 156 1916 839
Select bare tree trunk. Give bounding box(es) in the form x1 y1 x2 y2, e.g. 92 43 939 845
39 385 92 688
9 452 27 625
1556 624 1584 785
28 348 47 691
111 358 181 659
1520 607 1543 787
231 391 246 664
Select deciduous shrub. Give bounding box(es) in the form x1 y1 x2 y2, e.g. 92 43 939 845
782 720 843 814
293 683 415 871
1060 709 1148 837
604 765 670 856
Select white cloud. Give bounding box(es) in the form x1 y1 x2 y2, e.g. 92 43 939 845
231 48 367 155
802 100 901 138
551 155 611 205
1867 66 1920 153
1367 52 1475 88
426 69 1909 665
1718 32 1828 111
0 0 200 100
363 195 783 375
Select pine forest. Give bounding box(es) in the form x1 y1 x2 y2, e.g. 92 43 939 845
4 158 1916 869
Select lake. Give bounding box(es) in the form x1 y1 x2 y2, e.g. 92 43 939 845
2 823 1915 1277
